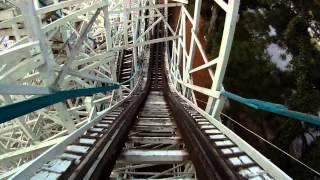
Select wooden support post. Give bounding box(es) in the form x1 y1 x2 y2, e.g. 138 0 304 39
206 0 240 119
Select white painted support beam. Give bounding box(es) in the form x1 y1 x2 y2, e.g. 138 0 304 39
0 136 66 164
37 0 90 15
0 28 27 37
66 69 115 84
0 15 23 29
129 136 181 144
206 0 240 115
170 0 188 4
0 84 52 95
183 0 202 97
71 52 115 67
164 0 169 36
132 10 139 76
102 0 113 50
210 0 239 90
119 150 189 163
0 161 32 180
0 8 15 21
149 163 187 179
182 6 194 26
175 8 183 89
189 57 218 74
112 36 179 51
173 77 220 99
0 55 44 83
136 16 163 42
42 2 107 32
18 0 56 86
0 41 39 66
182 11 187 95
18 0 77 134
123 10 129 47
215 0 228 12
147 0 176 37
189 29 215 79
186 0 202 66
109 3 182 14
55 8 102 86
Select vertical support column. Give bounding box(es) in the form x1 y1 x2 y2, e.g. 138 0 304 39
164 0 168 37
85 97 96 121
185 0 202 73
183 0 202 99
103 0 113 51
11 23 20 41
133 0 143 86
205 0 240 119
175 9 183 89
19 0 56 86
170 10 181 88
173 51 178 87
133 23 139 88
33 0 40 9
171 40 177 87
61 26 72 57
19 0 76 132
164 0 169 57
181 11 187 95
11 8 21 41
132 1 140 72
149 0 155 36
123 10 129 47
103 0 122 99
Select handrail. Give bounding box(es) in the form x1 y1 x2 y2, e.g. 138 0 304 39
222 91 320 126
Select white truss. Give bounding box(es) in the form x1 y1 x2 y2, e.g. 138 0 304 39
167 0 239 120
0 0 180 177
